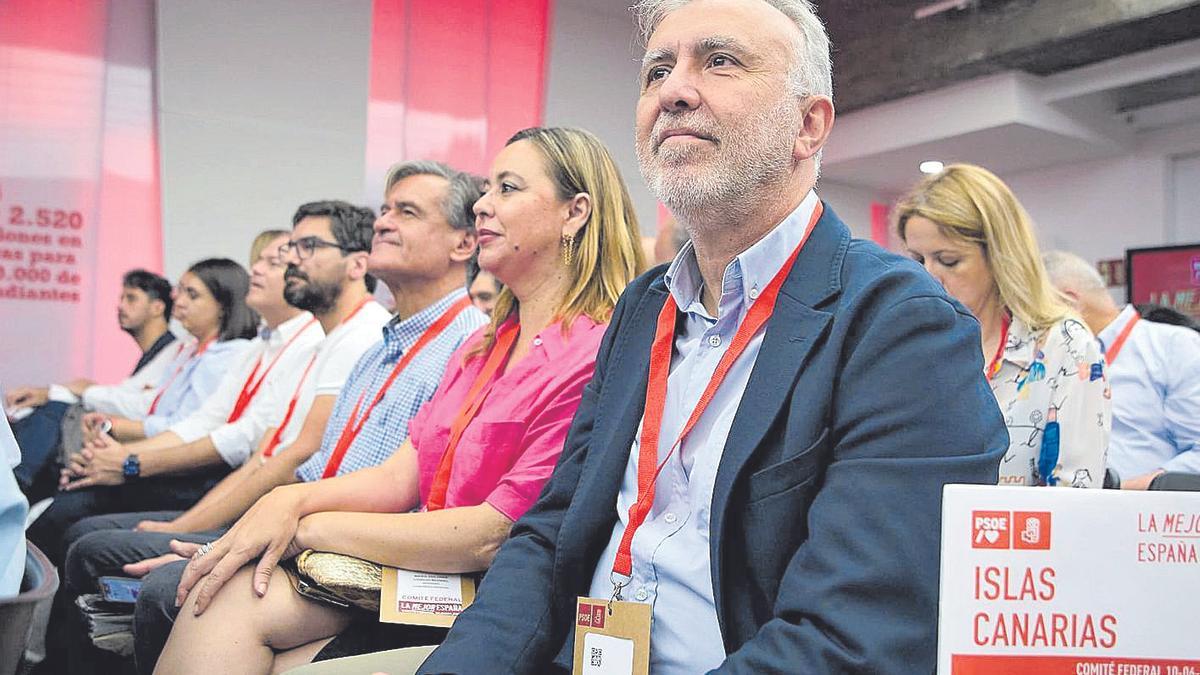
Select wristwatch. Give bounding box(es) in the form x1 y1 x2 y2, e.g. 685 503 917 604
122 454 141 480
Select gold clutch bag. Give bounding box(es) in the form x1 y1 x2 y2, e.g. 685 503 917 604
290 549 383 612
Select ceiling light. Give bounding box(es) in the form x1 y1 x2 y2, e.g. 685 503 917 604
920 160 945 174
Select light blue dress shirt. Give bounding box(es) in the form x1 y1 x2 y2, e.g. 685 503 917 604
295 289 487 482
1100 304 1200 476
141 338 251 438
587 191 820 674
1 411 27 598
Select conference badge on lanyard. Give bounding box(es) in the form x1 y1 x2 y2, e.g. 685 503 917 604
571 596 651 675
379 568 476 628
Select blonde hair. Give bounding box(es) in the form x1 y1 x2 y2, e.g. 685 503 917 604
250 229 289 265
472 127 646 356
894 163 1071 332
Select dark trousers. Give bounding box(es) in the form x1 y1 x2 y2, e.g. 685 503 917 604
27 466 228 567
47 511 225 675
11 402 69 500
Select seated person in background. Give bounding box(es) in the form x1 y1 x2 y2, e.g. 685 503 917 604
45 204 391 675
6 269 177 498
70 172 487 673
1045 250 1200 489
90 260 261 443
0 410 26 598
419 3 1005 673
157 127 646 674
465 259 501 317
898 164 1109 488
27 257 258 565
59 230 323 496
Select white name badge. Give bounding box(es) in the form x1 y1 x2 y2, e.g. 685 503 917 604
938 485 1200 674
379 567 476 628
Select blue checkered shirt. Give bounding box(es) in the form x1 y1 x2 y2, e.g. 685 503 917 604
295 289 487 482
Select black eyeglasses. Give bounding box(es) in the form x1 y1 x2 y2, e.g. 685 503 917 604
278 236 352 261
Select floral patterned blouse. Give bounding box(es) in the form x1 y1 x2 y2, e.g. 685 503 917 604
989 314 1110 488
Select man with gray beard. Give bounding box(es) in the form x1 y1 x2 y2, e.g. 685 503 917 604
414 1 1007 673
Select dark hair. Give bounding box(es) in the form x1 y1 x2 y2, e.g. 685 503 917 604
291 200 378 292
122 269 173 320
185 258 259 341
1136 304 1200 333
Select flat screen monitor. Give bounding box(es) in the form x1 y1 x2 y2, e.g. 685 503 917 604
1125 244 1200 320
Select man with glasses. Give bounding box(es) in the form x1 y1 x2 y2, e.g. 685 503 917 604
45 203 392 674
66 168 488 672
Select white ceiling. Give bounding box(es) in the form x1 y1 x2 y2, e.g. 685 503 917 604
822 37 1200 193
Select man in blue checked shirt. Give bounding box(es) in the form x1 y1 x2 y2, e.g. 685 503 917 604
60 164 487 674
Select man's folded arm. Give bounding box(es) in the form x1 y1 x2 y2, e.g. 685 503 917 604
715 294 1007 675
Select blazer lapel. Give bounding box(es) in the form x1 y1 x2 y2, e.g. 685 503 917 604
707 205 849 622
557 282 669 573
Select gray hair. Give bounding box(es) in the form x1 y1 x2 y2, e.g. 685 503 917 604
383 160 483 232
631 0 832 173
631 0 832 100
1043 250 1106 293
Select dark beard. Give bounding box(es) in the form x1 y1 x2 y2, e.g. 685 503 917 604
283 267 342 314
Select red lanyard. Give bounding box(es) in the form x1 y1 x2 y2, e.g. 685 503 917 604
261 353 319 458
320 295 474 478
985 313 1011 379
260 298 373 459
424 321 520 511
226 317 319 423
1105 311 1140 365
611 201 823 581
147 337 214 415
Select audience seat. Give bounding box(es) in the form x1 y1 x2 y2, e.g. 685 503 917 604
0 542 58 675
1149 472 1200 492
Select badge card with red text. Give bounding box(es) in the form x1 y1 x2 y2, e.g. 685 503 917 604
939 485 1200 674
379 568 475 628
572 597 651 675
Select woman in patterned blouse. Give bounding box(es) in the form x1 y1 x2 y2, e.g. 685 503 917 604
896 163 1109 488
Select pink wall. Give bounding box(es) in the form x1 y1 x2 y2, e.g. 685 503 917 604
363 0 552 199
0 0 162 387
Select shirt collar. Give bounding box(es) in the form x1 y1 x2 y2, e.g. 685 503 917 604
663 189 820 320
381 288 469 359
1096 304 1137 350
259 312 314 345
1001 314 1039 368
488 313 602 363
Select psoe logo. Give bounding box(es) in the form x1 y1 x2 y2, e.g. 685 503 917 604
971 510 1053 550
1013 511 1052 550
972 510 1011 549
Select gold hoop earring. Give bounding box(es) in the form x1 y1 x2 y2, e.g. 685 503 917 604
560 234 575 266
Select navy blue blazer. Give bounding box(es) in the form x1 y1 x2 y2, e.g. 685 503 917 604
421 205 1007 674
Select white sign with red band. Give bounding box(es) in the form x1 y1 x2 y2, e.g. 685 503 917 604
939 485 1200 674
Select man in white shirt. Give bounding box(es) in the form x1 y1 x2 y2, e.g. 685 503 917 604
6 270 177 498
1045 250 1200 489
